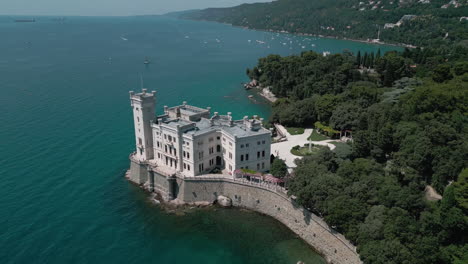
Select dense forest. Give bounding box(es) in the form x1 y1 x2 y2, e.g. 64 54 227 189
182 0 468 47
182 0 468 263
247 45 468 263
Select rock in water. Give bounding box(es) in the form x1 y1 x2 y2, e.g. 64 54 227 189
217 195 232 207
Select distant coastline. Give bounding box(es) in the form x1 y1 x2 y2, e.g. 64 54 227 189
179 17 413 49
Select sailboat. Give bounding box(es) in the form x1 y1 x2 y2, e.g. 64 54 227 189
144 57 150 65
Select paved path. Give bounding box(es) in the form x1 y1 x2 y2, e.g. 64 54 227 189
271 124 338 169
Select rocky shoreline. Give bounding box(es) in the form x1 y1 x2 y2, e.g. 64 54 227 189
244 79 278 103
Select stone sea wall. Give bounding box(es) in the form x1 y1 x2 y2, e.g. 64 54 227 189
127 162 361 264
177 176 362 264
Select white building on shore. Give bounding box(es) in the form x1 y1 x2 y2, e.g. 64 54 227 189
129 89 271 178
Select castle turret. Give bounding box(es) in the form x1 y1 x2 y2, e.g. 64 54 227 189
130 89 156 161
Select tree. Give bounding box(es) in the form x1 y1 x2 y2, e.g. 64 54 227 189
356 51 361 66
453 169 468 214
270 158 288 179
453 62 468 76
432 64 453 83
329 102 363 131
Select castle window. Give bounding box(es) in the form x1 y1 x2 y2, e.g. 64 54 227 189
262 140 265 144
187 165 191 171
229 165 232 171
257 141 261 145
209 147 214 155
262 150 265 157
174 149 176 156
187 152 190 159
240 155 244 161
241 144 244 148
209 137 214 142
257 163 260 170
262 162 265 169
137 117 140 122
257 151 260 158
246 143 249 148
217 136 220 140
184 163 186 169
217 145 221 152
199 151 204 160
199 163 204 173
229 152 232 159
246 154 249 161
165 145 168 153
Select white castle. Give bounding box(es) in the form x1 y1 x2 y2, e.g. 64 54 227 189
127 88 272 191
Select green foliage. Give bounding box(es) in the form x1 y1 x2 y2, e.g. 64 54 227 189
184 0 468 47
254 48 467 264
453 169 468 215
432 64 453 83
291 144 327 156
241 168 258 175
453 62 468 76
331 142 352 159
308 130 328 141
185 2 468 263
270 158 288 179
314 121 339 135
286 127 305 135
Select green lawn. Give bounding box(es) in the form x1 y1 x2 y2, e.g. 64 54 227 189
308 130 329 141
331 142 352 159
291 144 327 156
286 127 305 135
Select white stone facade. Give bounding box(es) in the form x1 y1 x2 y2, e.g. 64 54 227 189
129 89 271 177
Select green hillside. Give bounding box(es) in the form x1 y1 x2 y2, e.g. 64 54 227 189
183 0 468 47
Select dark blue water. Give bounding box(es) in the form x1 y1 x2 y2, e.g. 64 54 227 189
0 15 398 264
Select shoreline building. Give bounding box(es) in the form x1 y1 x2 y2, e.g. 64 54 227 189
128 89 271 197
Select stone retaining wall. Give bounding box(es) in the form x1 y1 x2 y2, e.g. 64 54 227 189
127 162 362 264
177 177 362 264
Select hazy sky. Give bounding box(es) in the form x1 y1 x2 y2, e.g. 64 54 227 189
0 0 272 16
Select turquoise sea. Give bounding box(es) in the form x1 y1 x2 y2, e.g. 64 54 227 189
0 15 398 264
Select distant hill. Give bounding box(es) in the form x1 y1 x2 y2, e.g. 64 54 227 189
163 9 201 18
182 0 468 47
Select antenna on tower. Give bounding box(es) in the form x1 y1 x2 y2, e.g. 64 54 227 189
140 73 145 90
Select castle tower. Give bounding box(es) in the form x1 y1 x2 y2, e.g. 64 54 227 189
129 89 156 161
